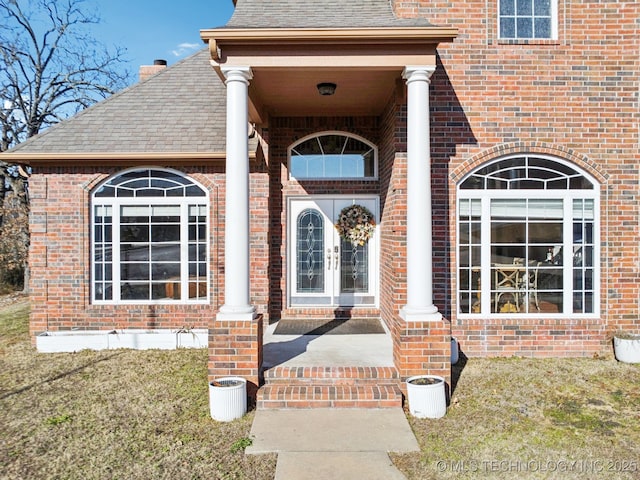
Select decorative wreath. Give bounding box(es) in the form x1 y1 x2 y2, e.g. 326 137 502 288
335 204 376 246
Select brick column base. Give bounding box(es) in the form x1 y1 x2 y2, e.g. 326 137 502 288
393 315 451 387
208 315 263 402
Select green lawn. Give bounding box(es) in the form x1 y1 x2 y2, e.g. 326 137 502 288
1 298 639 479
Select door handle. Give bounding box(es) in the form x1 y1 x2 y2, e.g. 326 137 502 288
334 245 339 270
327 248 332 270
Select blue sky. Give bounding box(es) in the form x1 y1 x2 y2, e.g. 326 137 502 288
93 0 235 82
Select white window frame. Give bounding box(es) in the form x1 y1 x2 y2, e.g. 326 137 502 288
91 168 210 305
288 131 378 180
498 0 558 40
457 154 599 318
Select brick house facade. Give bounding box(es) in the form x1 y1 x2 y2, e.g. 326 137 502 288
3 0 638 408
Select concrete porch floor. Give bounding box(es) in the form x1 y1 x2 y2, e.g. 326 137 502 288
262 320 395 368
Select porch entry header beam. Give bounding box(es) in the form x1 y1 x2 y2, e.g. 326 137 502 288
202 27 458 62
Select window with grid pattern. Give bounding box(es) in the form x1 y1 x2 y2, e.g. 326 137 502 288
458 155 598 316
289 132 377 180
92 169 209 304
499 0 556 39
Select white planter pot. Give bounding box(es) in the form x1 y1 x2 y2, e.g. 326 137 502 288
613 336 640 364
406 375 447 419
209 377 247 422
451 337 459 365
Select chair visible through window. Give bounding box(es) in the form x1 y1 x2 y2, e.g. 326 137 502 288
493 264 521 312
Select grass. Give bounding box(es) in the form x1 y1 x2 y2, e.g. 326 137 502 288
0 298 276 480
393 356 640 479
1 298 639 479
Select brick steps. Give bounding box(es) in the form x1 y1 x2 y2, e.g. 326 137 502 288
257 366 403 409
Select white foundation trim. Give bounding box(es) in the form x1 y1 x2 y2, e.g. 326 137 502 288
36 329 208 353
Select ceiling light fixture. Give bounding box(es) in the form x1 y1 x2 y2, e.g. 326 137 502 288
317 82 337 96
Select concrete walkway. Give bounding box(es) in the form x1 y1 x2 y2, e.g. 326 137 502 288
246 408 419 480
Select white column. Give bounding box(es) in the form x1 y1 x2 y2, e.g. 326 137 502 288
400 66 441 322
217 66 256 321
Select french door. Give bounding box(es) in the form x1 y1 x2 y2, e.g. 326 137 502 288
289 197 378 307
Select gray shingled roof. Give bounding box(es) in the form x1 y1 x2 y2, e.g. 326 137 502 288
8 1 436 157
8 49 227 154
225 0 434 29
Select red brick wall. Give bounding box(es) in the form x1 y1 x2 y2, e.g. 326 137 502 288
208 317 263 400
392 319 451 384
392 0 640 356
30 1 639 370
28 164 272 338
378 91 406 333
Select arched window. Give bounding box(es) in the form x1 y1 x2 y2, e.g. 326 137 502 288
92 168 209 304
457 155 599 316
288 131 377 179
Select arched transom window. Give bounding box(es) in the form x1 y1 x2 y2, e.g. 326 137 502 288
289 131 377 179
457 155 599 316
92 168 209 304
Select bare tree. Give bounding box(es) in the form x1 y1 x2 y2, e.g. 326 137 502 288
0 0 131 291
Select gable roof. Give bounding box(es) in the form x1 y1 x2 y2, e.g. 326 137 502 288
225 0 435 29
5 1 445 161
5 49 227 157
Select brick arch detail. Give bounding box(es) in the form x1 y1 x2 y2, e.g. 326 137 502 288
449 142 609 186
83 172 111 192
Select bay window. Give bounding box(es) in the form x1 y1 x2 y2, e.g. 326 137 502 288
92 169 209 304
458 155 598 316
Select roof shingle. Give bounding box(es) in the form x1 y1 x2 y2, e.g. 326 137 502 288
224 0 434 29
7 1 436 157
8 49 227 154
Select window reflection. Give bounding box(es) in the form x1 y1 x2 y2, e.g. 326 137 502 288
290 132 376 179
499 0 553 39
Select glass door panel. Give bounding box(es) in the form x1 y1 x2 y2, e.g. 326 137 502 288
332 197 377 306
296 209 325 293
340 239 368 293
290 199 333 305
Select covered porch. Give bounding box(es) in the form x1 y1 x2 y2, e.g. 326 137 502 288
263 319 395 369
259 318 399 409
202 0 458 408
